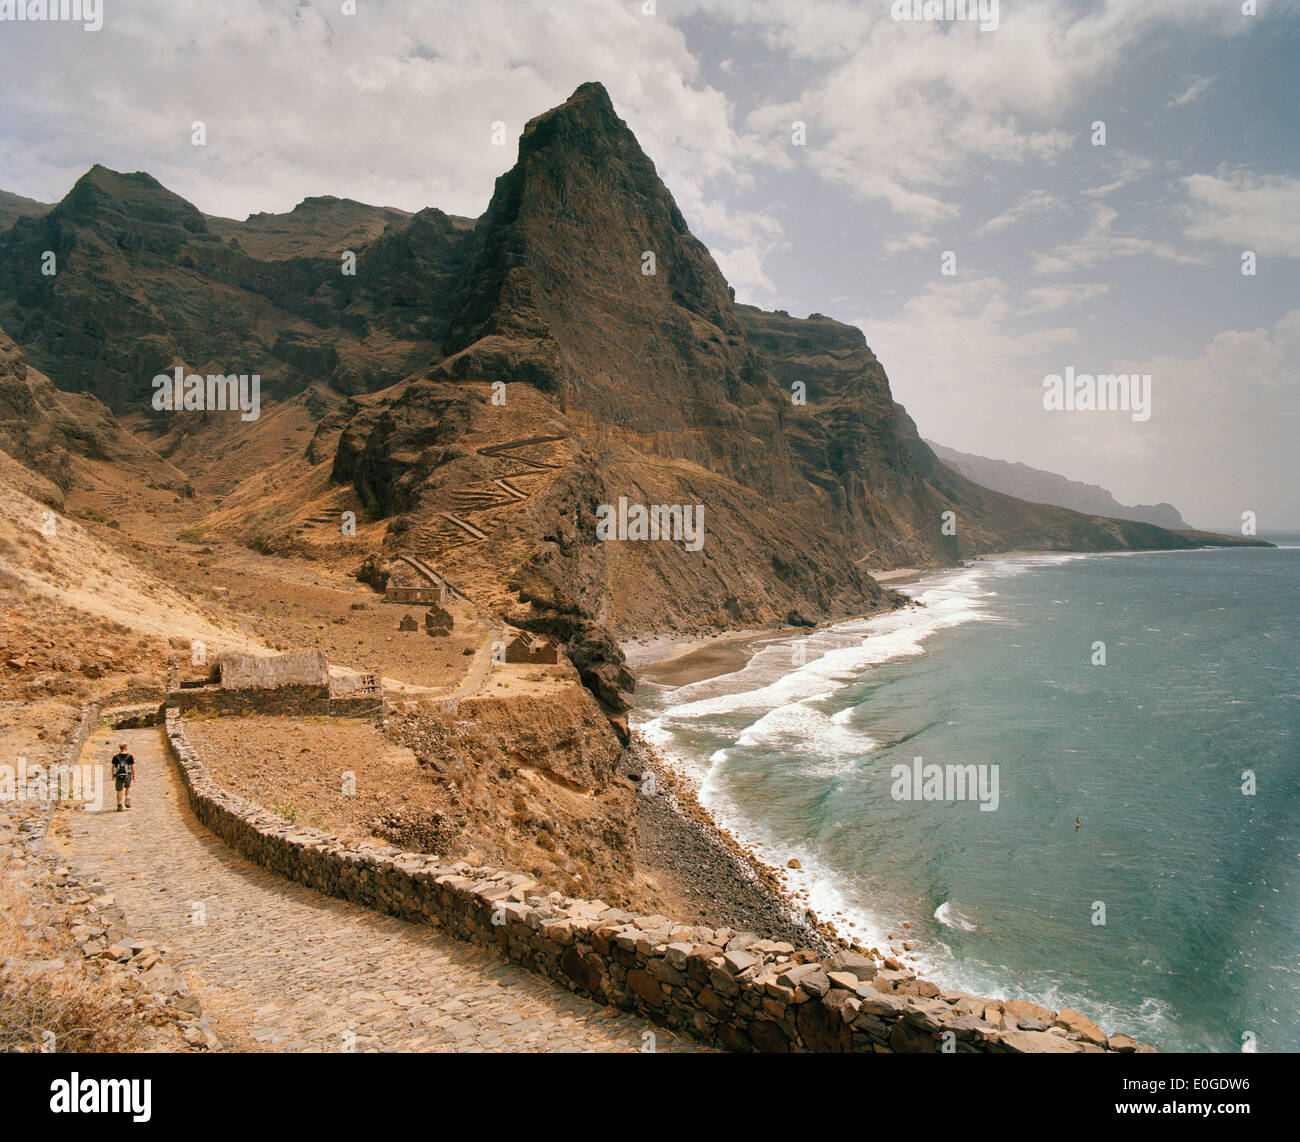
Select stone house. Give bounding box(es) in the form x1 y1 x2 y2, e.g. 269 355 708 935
504 632 560 664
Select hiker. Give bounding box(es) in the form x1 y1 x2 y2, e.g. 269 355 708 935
110 742 135 811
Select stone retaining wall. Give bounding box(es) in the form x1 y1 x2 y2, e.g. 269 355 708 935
163 710 1147 1054
163 687 380 720
102 703 164 729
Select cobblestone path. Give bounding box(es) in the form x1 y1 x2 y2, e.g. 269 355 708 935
60 725 698 1053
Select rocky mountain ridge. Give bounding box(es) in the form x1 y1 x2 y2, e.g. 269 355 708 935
0 326 189 509
0 188 51 234
0 82 1268 712
927 440 1191 530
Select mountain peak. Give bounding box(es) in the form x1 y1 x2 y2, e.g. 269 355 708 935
533 80 618 126
517 80 629 164
560 79 616 113
60 164 207 233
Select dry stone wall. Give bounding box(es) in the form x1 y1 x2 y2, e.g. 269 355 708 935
102 703 163 729
163 710 1148 1054
163 686 379 720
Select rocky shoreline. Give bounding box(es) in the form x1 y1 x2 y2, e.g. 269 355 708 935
621 599 1156 1052
626 737 836 956
621 735 1151 1051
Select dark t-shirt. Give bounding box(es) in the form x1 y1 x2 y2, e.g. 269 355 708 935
111 752 135 779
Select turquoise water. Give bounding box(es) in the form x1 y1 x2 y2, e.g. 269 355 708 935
636 545 1300 1052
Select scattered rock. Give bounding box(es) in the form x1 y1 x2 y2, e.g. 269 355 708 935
1000 1029 1084 1054
1054 1007 1108 1045
1002 997 1055 1025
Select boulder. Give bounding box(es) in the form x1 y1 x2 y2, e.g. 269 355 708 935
722 948 760 976
1054 1007 1107 1045
889 1020 936 1053
797 969 831 999
826 949 878 982
1002 997 1054 1024
776 963 820 989
856 992 909 1018
999 1029 1084 1053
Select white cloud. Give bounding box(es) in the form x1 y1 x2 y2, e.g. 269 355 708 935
858 274 1081 447
1033 203 1207 274
1167 75 1216 108
883 230 934 255
0 0 751 221
1019 283 1111 316
974 189 1066 236
1181 170 1300 259
721 0 1241 252
1079 151 1156 200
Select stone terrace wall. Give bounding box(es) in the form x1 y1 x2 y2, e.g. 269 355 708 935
164 686 379 720
163 711 1147 1054
102 703 164 729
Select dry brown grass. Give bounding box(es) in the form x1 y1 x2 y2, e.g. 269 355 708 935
0 861 148 1053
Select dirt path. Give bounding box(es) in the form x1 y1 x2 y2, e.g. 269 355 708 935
58 725 699 1053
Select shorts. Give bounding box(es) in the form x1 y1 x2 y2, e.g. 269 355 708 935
114 773 132 791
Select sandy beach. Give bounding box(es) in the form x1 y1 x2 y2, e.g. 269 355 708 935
628 562 956 688
860 566 929 586
620 562 955 950
631 627 794 687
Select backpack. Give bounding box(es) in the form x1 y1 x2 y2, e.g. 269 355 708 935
112 754 132 779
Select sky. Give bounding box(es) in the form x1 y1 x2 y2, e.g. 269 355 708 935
1 0 1296 530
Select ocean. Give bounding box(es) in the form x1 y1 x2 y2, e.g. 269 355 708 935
635 543 1300 1052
